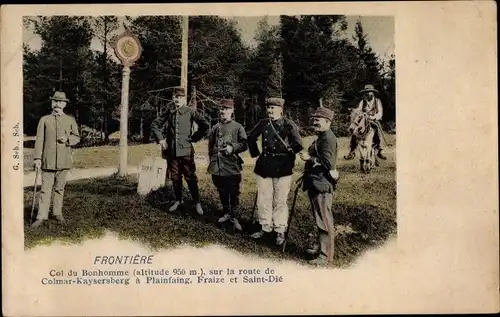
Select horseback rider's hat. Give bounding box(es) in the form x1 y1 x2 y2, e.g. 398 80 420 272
173 86 186 97
219 99 234 109
311 107 334 122
50 91 69 102
266 97 285 107
360 84 378 94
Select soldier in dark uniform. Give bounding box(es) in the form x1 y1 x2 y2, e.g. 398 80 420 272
151 87 209 215
207 99 248 231
248 97 304 246
299 107 339 266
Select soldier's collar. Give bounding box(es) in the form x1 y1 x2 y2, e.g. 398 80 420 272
269 117 284 124
170 105 189 114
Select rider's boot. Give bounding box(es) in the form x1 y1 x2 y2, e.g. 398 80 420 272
377 149 387 160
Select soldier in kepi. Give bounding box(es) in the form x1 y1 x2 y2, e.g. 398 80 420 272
31 91 81 229
299 107 339 266
344 84 387 161
151 87 209 215
207 99 248 231
248 97 304 246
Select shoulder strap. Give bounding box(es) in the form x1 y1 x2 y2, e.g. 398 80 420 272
269 119 292 151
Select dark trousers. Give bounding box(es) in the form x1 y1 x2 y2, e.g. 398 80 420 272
350 126 382 152
168 155 200 203
211 174 242 218
308 191 335 262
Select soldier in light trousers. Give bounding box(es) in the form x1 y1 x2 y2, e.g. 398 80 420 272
248 97 304 246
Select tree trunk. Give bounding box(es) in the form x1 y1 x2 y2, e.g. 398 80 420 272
104 112 109 143
139 111 144 140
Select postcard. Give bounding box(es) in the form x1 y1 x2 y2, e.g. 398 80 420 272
1 2 498 315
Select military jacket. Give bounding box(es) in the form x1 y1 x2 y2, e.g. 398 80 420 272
303 129 338 194
248 117 303 178
34 113 81 170
207 120 248 177
151 106 209 158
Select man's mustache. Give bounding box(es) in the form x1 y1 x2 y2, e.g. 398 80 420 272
313 124 321 128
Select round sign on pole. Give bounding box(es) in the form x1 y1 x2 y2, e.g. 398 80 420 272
113 32 142 66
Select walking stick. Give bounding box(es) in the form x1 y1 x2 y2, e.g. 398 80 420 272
282 177 303 253
30 166 40 224
250 191 258 223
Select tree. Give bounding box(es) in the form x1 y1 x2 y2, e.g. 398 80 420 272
127 16 182 139
23 16 94 135
267 52 284 98
91 16 120 141
188 16 249 98
280 15 353 128
241 17 281 127
352 19 383 93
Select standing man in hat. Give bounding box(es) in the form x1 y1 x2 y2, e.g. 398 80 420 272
248 97 304 246
344 84 387 160
151 87 209 215
299 107 339 265
207 99 248 231
31 91 81 228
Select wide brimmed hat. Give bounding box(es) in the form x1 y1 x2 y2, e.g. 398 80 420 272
50 91 69 102
311 107 334 121
173 86 186 97
265 97 285 107
360 84 378 94
219 99 234 109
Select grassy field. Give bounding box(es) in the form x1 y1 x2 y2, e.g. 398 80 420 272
23 135 396 172
23 135 396 268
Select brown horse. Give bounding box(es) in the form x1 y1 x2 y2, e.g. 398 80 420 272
348 109 378 173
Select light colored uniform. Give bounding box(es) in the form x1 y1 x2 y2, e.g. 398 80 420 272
34 113 80 219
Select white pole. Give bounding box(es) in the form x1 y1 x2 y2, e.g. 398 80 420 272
181 16 189 91
118 65 131 176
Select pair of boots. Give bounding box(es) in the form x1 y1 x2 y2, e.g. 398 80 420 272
306 233 331 266
168 200 204 215
218 213 242 231
31 215 65 229
250 230 286 246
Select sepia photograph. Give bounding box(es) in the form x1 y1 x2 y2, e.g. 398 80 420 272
2 2 497 316
22 14 396 267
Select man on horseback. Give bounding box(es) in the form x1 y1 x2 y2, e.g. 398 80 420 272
344 84 387 161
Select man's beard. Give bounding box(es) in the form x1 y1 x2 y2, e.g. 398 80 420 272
268 112 281 119
313 124 322 132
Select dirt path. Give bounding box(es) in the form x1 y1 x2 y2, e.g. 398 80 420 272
23 156 213 188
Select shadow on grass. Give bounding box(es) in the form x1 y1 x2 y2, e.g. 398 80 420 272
24 175 396 268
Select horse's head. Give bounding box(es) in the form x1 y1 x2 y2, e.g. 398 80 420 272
348 110 375 173
348 109 368 136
